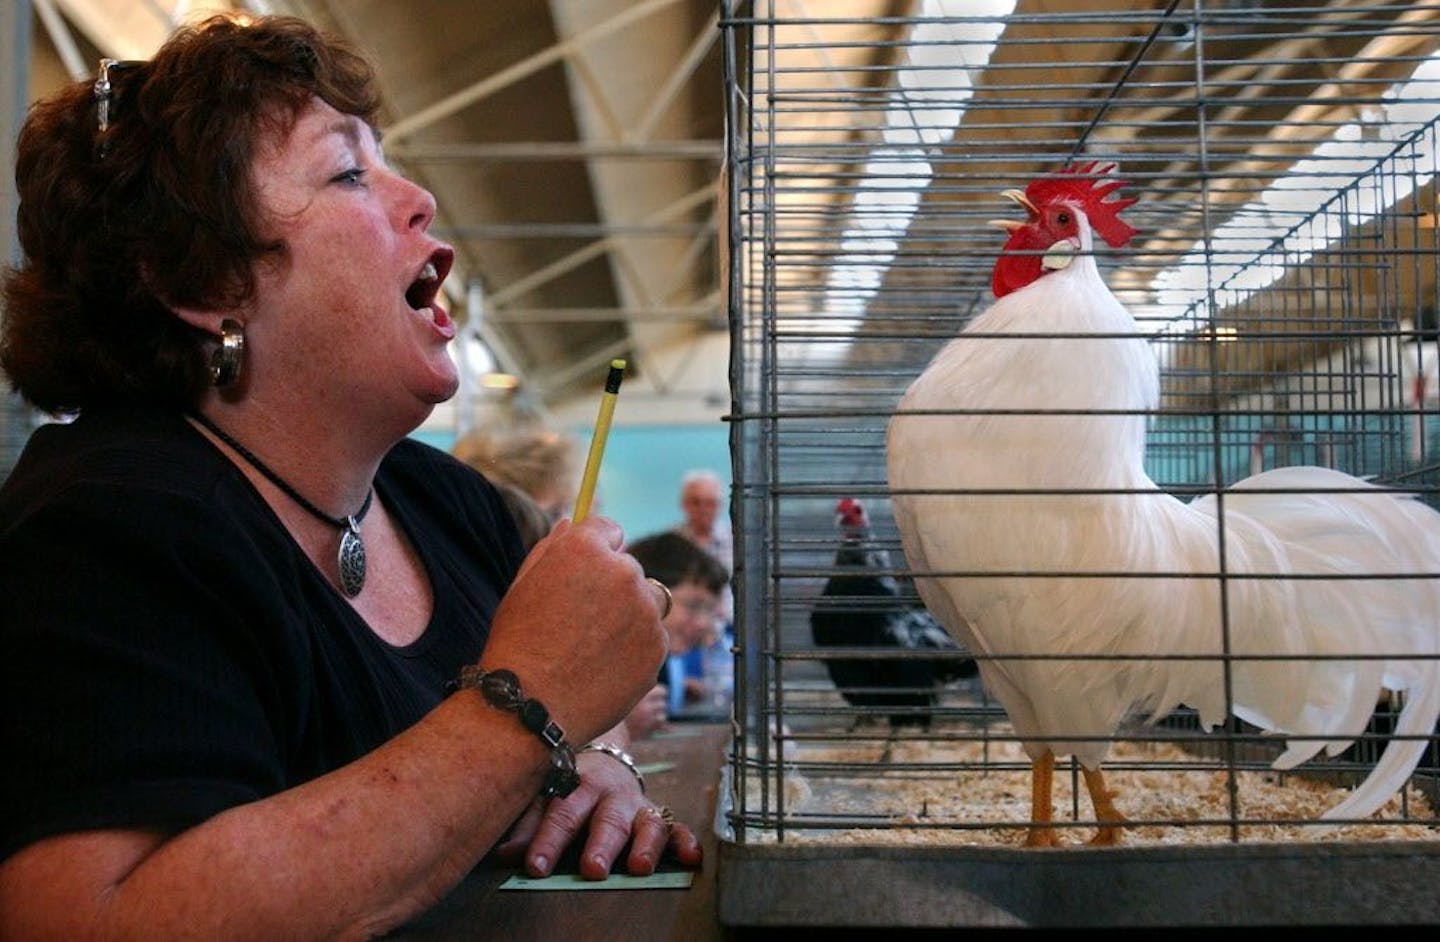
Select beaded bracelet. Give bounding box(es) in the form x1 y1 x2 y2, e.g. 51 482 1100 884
447 666 580 798
582 741 645 794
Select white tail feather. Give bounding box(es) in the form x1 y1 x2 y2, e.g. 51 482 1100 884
1322 677 1440 822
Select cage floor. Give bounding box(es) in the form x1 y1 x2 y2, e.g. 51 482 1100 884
717 704 1440 926
716 837 1440 927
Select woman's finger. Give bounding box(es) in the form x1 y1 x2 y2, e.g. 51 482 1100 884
573 798 642 880
619 806 673 876
519 791 596 878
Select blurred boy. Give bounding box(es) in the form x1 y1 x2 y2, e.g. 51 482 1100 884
626 532 731 716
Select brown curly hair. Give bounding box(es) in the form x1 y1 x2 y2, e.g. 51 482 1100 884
0 15 380 414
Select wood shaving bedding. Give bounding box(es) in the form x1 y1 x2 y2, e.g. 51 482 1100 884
739 719 1440 847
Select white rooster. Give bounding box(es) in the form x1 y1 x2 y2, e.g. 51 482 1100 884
884 161 1440 847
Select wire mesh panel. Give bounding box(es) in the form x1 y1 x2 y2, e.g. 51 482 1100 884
720 0 1440 927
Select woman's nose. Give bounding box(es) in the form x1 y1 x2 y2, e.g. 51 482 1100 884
395 172 436 231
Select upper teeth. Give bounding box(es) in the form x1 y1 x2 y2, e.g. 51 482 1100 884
420 261 438 281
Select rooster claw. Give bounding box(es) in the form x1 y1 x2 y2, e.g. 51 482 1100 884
1088 826 1124 847
1023 828 1062 848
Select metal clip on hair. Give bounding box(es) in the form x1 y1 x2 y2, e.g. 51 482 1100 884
93 58 143 159
94 58 118 137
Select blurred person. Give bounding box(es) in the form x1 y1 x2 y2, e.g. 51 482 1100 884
495 482 556 552
0 16 698 939
627 532 731 717
452 425 581 523
623 682 673 740
673 468 733 576
672 469 735 690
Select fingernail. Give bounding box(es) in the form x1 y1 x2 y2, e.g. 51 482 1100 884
531 855 549 875
589 854 608 872
637 852 655 870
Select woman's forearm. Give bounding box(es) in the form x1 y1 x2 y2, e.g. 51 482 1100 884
0 693 549 941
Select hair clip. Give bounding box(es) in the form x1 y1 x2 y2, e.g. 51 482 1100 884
94 58 119 135
94 58 144 158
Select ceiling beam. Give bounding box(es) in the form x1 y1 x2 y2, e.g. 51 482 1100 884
530 336 634 399
488 304 720 323
631 7 718 143
488 182 716 306
435 222 711 240
382 0 687 142
385 140 720 162
33 0 85 79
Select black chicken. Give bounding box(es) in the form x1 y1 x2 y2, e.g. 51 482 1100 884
810 498 977 733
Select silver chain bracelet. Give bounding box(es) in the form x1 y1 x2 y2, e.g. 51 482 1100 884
582 741 645 794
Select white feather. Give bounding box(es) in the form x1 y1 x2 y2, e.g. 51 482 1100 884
886 209 1440 823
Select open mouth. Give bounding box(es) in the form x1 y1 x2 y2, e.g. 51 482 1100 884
405 251 453 326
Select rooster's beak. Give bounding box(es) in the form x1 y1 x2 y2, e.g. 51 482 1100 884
987 219 1024 232
1000 188 1039 217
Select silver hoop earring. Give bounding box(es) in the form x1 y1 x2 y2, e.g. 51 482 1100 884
209 319 245 388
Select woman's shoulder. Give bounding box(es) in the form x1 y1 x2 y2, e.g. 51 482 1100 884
0 407 314 617
0 407 227 519
0 408 311 585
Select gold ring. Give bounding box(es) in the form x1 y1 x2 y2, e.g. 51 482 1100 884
645 577 673 618
639 805 676 830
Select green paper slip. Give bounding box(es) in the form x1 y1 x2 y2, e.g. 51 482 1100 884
636 760 675 776
500 870 695 891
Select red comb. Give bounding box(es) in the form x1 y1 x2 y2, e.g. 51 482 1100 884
1025 160 1138 248
836 498 867 528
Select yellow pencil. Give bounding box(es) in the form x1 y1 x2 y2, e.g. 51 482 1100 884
571 359 626 523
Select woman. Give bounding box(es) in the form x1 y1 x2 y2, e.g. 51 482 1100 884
0 15 697 939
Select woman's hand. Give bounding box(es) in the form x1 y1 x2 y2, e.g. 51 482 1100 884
483 516 669 745
492 748 702 880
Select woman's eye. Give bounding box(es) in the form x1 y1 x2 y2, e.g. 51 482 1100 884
333 168 367 186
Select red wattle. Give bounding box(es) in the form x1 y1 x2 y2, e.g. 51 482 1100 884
992 254 1043 298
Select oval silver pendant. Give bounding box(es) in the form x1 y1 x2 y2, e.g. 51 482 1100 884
338 525 366 597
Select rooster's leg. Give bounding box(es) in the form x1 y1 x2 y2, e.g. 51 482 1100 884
1081 767 1128 846
1024 751 1060 847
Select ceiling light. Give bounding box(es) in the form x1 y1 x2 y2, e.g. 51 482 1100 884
480 372 520 390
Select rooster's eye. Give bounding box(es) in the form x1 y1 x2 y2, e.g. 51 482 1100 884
1057 212 1071 225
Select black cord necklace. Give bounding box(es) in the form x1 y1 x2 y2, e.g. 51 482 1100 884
188 411 373 598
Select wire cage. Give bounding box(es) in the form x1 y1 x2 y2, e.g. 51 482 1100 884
719 0 1440 928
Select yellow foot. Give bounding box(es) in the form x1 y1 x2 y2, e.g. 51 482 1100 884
1024 828 1062 848
1081 767 1128 846
1087 825 1123 846
1025 752 1060 848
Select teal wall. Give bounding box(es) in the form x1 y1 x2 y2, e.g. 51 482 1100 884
412 423 732 542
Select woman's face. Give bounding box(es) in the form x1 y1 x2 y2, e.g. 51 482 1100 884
242 98 458 435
